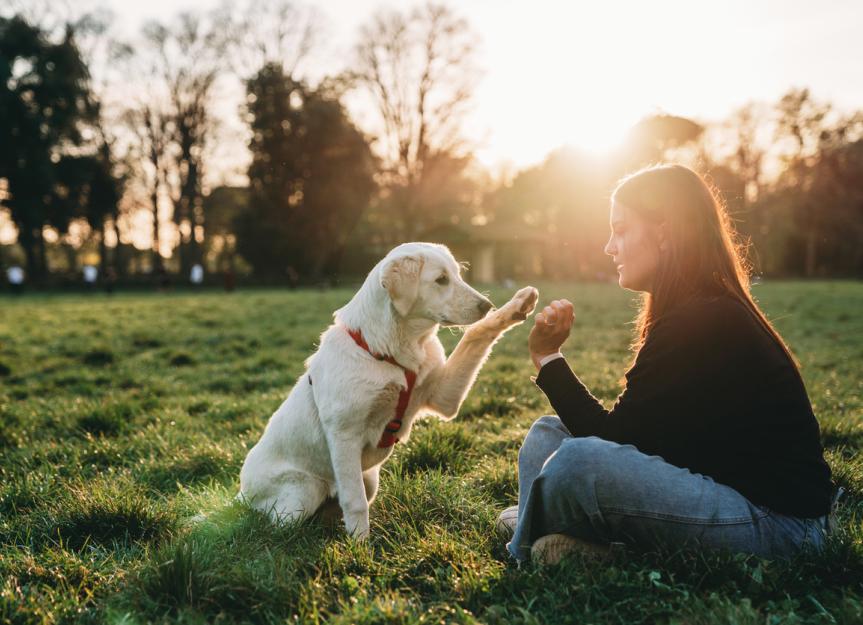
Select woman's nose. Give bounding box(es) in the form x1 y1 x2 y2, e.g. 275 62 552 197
604 238 616 257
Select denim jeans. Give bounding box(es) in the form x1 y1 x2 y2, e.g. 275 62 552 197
508 415 831 562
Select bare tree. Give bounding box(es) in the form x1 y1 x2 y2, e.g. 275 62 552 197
120 101 172 273
715 102 770 271
773 88 833 276
219 0 319 80
353 2 481 239
725 102 770 205
134 11 229 276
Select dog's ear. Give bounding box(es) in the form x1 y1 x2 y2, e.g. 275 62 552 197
380 255 423 316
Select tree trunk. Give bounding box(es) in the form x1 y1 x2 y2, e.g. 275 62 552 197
99 226 108 276
804 228 817 277
804 204 818 277
109 216 122 276
65 242 78 274
151 188 162 273
18 226 37 283
36 229 48 284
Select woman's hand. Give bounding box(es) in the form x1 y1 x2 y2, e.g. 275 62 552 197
528 299 574 370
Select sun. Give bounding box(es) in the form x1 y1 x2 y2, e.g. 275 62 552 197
559 113 631 156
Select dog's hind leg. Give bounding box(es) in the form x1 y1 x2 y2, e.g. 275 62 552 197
263 471 329 527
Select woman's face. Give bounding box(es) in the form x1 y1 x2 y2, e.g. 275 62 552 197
604 201 662 292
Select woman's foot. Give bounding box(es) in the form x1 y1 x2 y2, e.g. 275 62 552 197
496 505 519 538
530 533 611 565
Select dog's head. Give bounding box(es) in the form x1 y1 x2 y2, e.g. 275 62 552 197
379 243 493 326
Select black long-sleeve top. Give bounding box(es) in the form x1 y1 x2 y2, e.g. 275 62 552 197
535 293 833 518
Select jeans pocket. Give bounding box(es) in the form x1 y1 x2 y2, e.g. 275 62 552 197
759 508 814 557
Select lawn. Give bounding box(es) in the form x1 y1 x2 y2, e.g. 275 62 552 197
1 281 861 624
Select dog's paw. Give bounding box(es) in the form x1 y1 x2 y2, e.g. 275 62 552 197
506 286 539 322
468 286 538 337
349 524 370 541
493 285 538 325
344 511 370 541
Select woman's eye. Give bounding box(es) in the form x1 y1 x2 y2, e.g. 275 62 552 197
436 275 449 286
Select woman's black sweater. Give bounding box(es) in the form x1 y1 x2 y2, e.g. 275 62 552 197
534 294 833 518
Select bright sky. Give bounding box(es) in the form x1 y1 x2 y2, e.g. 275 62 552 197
103 0 863 174
1 0 860 248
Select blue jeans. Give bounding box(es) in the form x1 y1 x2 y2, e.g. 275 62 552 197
508 415 830 562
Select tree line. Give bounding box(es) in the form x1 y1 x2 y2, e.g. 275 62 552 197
1 1 861 286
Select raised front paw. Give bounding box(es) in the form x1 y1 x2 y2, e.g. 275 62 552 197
504 286 539 322
482 285 538 331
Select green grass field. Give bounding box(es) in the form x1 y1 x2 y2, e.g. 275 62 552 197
1 281 862 624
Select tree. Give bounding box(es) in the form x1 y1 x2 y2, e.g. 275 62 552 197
236 65 376 280
353 2 481 239
772 88 833 276
708 102 771 273
50 150 121 268
137 11 229 276
803 113 863 276
221 0 318 80
484 148 612 280
202 185 248 273
623 114 705 169
0 15 97 280
122 101 172 273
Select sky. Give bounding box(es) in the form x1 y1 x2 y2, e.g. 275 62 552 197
101 0 863 173
2 0 862 247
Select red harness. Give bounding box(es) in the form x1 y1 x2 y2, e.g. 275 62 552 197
347 328 417 448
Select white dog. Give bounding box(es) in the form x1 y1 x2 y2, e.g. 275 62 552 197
239 242 538 539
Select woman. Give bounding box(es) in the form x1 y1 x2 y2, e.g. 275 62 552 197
501 164 835 565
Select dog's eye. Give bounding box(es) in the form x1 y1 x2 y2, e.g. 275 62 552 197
435 274 449 286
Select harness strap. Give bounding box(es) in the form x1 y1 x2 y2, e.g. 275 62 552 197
347 328 417 448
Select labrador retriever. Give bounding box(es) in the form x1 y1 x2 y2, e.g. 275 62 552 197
239 242 538 539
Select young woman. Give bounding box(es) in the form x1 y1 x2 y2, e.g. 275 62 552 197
500 164 835 565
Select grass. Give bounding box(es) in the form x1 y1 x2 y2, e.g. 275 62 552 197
0 281 861 624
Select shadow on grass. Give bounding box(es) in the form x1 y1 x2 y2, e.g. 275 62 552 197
142 452 240 492
128 501 334 621
49 484 173 552
393 422 476 475
473 531 863 624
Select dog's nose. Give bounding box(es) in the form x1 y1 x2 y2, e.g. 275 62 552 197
477 299 493 315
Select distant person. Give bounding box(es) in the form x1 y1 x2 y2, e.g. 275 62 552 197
82 265 98 291
190 263 204 286
500 164 837 565
7 265 24 294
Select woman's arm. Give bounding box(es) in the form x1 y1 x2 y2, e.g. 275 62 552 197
527 298 610 430
531 298 738 459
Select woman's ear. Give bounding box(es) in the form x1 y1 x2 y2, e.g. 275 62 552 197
380 255 423 316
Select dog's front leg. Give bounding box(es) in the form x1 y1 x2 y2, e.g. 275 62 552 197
425 286 538 419
326 433 371 539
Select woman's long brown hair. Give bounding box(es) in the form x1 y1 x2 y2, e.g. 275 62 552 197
611 163 801 372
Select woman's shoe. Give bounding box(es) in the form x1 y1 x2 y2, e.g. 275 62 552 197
496 505 519 538
530 533 610 565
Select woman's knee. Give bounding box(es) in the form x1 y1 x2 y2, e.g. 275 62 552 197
540 436 624 488
519 415 570 463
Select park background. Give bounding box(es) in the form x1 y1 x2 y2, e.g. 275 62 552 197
2 0 863 287
1 1 862 624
